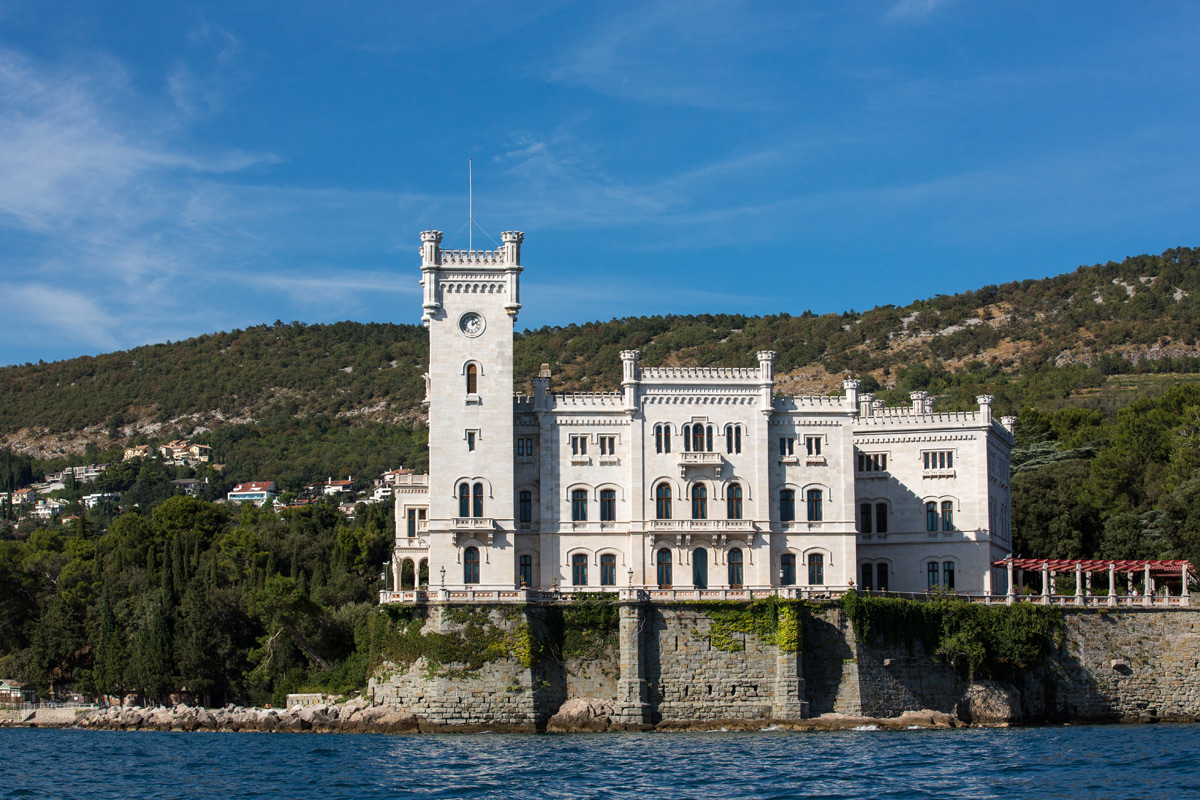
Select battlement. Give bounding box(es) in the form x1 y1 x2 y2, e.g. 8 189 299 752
855 409 983 426
641 366 762 382
550 392 625 408
773 395 850 410
440 248 513 266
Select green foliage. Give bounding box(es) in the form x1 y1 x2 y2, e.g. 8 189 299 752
841 591 1063 680
687 599 809 653
546 594 620 662
366 606 525 679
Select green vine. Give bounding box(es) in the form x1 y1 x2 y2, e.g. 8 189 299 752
841 590 1063 679
367 605 532 679
546 593 620 662
685 599 810 653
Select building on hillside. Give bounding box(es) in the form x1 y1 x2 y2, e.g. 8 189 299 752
43 464 109 485
83 492 122 509
322 478 355 496
158 440 212 465
385 230 1014 598
12 488 36 507
171 478 205 497
123 445 154 461
227 481 278 506
0 679 37 704
29 498 67 520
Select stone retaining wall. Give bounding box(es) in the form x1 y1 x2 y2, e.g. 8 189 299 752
367 602 1200 729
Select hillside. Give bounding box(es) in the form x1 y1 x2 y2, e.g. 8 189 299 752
5 247 1200 707
4 248 1200 482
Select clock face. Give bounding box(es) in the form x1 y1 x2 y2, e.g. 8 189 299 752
459 312 484 337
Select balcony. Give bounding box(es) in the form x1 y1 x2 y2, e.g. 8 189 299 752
648 519 756 532
678 451 722 477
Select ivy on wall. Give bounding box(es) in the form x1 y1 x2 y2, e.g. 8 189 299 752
841 591 1063 679
687 599 812 653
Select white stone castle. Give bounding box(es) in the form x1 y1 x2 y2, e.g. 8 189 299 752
387 230 1015 600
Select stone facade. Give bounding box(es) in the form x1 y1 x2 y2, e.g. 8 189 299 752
389 229 1015 598
367 603 1200 729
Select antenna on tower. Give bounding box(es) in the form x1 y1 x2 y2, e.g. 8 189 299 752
468 158 473 251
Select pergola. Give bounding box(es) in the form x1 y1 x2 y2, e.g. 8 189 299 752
994 557 1192 607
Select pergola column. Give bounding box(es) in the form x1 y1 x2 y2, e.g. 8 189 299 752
1108 563 1116 607
1074 564 1083 606
1183 564 1190 607
1144 563 1153 607
1042 564 1051 600
1006 560 1015 605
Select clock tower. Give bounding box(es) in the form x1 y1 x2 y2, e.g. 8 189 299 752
419 230 522 588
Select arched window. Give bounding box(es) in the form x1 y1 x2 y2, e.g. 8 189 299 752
572 553 588 586
728 548 743 588
693 548 708 589
655 425 663 454
727 483 742 520
600 553 617 586
458 482 470 518
860 502 872 533
473 482 484 517
779 489 795 522
861 563 873 591
726 424 742 454
706 425 713 453
659 425 671 454
682 424 691 452
806 489 823 522
780 553 796 586
572 489 588 522
464 546 480 584
518 491 532 524
692 424 704 453
466 363 478 394
692 484 707 520
808 553 824 586
941 500 954 531
600 489 616 521
657 548 673 588
876 503 888 534
519 555 533 587
656 484 672 520
926 501 939 531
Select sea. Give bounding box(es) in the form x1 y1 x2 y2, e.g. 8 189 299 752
1 724 1194 799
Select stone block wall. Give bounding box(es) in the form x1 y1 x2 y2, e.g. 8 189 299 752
369 602 1200 728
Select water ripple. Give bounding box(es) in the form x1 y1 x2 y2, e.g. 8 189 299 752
0 725 1195 799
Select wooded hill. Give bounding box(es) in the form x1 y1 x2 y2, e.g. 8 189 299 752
4 247 1200 706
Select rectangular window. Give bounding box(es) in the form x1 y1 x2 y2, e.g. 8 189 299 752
519 491 532 524
571 489 588 522
875 503 887 534
860 503 872 533
926 502 939 531
858 452 887 472
516 438 524 456
927 561 940 589
600 554 616 586
466 431 476 451
599 436 615 456
571 435 588 456
806 489 823 522
805 436 822 456
924 450 954 470
780 489 795 522
572 554 588 586
407 509 417 538
516 437 534 457
600 489 616 521
808 554 824 586
941 500 954 531
876 563 889 591
519 555 533 588
780 554 796 586
779 437 795 456
861 563 873 591
943 561 955 589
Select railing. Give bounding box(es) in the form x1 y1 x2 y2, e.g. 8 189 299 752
648 519 757 532
679 452 722 468
378 587 1192 607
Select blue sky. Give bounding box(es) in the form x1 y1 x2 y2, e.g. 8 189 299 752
2 1 1200 366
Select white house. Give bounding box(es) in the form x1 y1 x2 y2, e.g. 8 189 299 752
387 230 1013 598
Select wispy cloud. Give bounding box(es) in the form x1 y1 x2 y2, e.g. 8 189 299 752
885 0 954 21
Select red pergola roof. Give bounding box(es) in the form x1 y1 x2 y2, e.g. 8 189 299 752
994 558 1191 576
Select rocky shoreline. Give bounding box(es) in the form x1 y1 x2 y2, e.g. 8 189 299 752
0 697 989 734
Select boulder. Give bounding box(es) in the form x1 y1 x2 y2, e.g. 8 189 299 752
957 680 1023 726
546 698 613 732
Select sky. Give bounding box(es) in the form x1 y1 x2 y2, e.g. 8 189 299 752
2 1 1200 366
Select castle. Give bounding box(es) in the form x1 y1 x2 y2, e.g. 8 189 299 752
386 230 1014 600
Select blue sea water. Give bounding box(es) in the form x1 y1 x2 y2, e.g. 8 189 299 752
1 724 1194 800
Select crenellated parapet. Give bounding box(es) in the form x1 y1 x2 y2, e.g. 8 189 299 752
418 229 524 325
640 366 762 381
